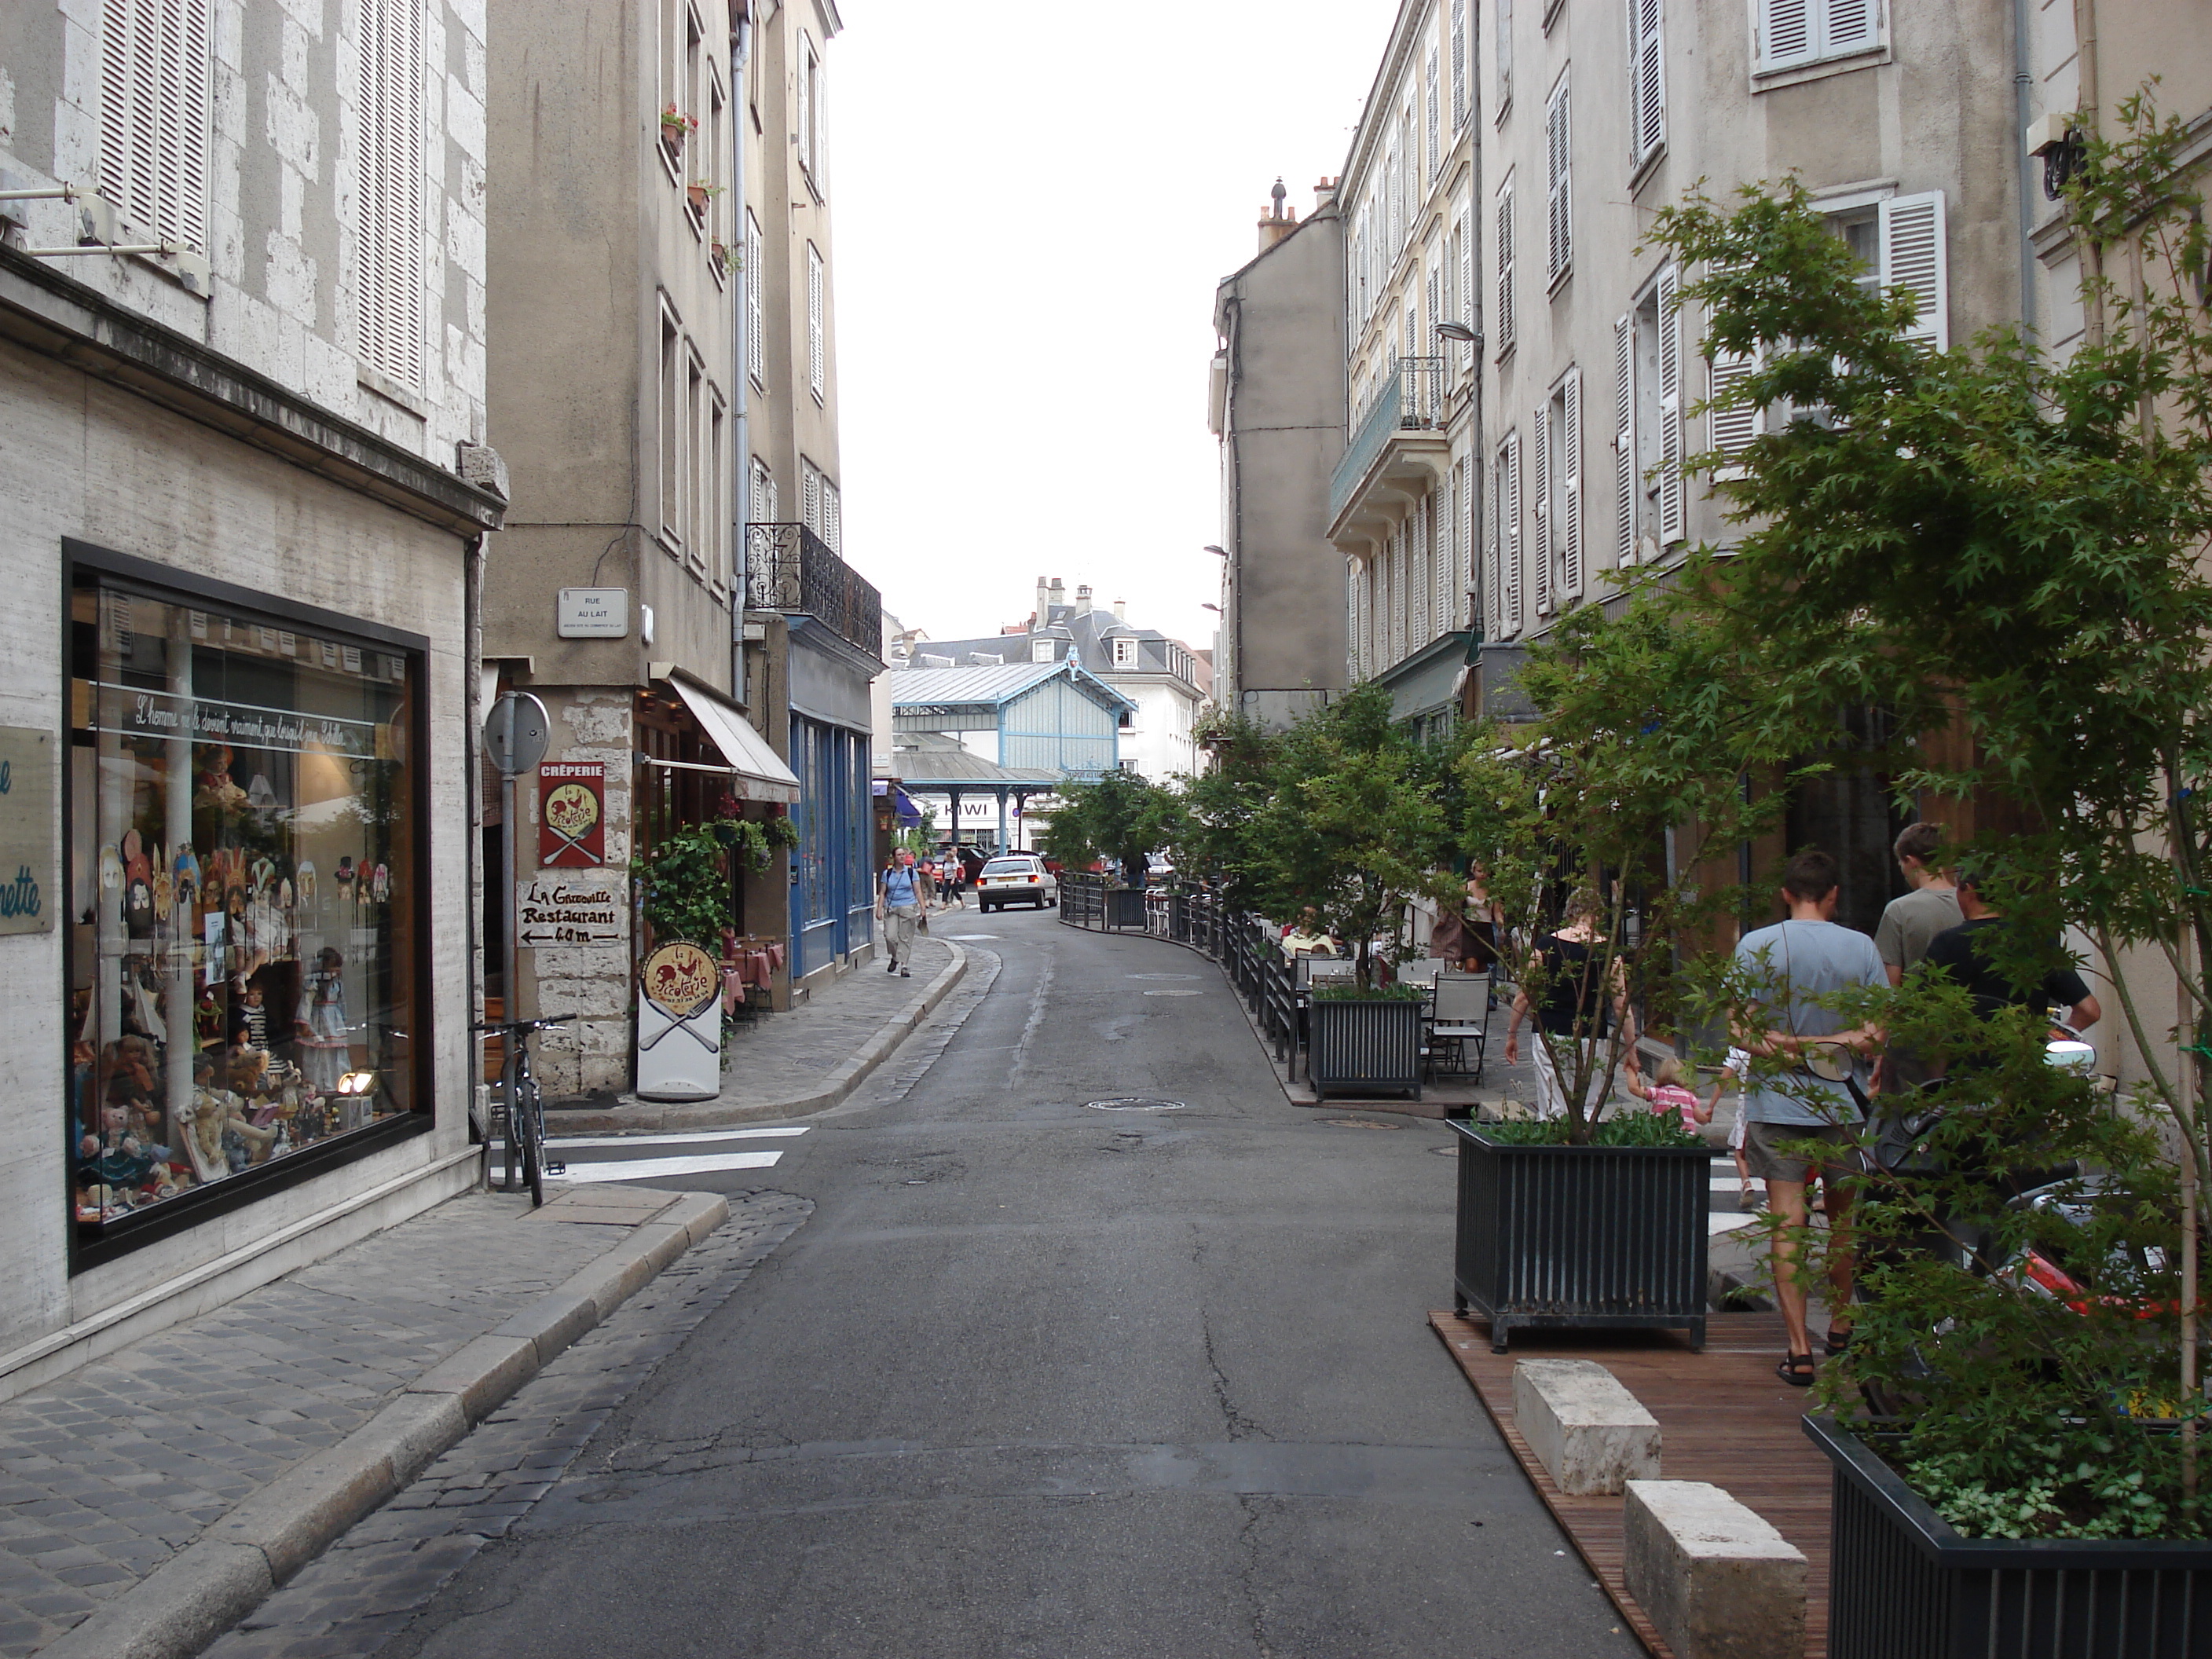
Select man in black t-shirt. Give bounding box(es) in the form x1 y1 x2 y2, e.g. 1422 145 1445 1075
1924 870 2101 1045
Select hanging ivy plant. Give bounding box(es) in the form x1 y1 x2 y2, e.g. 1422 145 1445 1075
641 826 734 947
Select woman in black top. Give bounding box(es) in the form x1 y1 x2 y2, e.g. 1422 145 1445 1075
1502 889 1634 1119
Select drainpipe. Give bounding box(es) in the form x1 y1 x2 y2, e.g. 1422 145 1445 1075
2013 0 2038 339
731 4 753 678
464 528 487 1136
2072 0 2105 344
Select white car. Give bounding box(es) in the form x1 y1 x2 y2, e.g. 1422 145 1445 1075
976 855 1058 912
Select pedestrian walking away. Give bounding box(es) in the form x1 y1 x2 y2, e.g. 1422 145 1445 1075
1731 849 1887 1386
876 848 930 977
1873 821 1962 1093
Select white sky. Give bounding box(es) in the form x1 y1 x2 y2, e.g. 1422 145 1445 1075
828 2 1395 655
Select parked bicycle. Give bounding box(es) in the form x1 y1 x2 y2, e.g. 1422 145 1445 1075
472 1015 570 1206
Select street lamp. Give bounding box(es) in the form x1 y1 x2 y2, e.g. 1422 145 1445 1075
1434 320 1480 345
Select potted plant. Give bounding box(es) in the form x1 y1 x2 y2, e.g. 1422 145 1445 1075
658 104 695 159
710 237 734 278
1624 96 2212 1647
686 180 723 216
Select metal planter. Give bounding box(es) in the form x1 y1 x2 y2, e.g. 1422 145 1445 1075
1448 1121 1708 1353
1309 996 1424 1101
1105 887 1148 929
1808 1416 2212 1659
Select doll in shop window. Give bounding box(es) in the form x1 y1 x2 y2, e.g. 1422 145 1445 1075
296 947 349 1100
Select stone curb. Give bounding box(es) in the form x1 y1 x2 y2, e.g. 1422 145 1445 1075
36 1188 731 1659
545 941 969 1133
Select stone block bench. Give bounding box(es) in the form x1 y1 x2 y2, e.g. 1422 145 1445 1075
1511 1358 1661 1496
1624 1479 1807 1659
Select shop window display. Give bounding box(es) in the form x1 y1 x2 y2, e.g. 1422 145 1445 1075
68 574 423 1238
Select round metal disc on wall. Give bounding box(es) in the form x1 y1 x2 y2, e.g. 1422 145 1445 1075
484 691 552 777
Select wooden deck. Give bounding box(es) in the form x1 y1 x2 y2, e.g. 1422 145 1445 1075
1429 1309 1835 1659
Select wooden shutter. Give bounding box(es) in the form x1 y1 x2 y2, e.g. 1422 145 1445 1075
1460 207 1475 344
1632 0 1665 166
1494 181 1515 353
1531 405 1551 617
1504 434 1524 635
1613 313 1636 566
1709 346 1762 459
1756 0 1816 70
1544 80 1571 280
1822 0 1881 55
1559 367 1584 599
1496 0 1513 108
1879 190 1948 351
745 211 765 384
1657 266 1684 544
797 33 815 177
98 0 213 250
1451 0 1468 126
806 243 826 398
358 0 425 388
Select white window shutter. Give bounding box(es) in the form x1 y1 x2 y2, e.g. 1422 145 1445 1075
1756 0 1816 70
357 0 426 388
1657 265 1685 544
1879 190 1948 351
1451 0 1468 126
806 243 826 397
1632 0 1665 165
1822 0 1881 56
1507 434 1525 635
744 211 764 384
1495 183 1515 353
1426 48 1441 186
1531 405 1551 617
1560 367 1584 599
1544 82 1572 280
1460 208 1475 346
1708 343 1762 459
100 0 214 251
1613 313 1636 566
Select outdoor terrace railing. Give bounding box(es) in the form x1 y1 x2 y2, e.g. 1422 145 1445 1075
1328 356 1445 518
744 522 884 661
1060 879 1298 1065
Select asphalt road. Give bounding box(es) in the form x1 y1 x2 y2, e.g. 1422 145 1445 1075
383 910 1645 1658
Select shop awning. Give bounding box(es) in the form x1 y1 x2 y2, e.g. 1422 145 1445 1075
669 676 801 804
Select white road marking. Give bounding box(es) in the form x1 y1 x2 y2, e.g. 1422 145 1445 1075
558 1150 786 1183
1708 1210 1765 1235
549 1126 811 1150
946 934 1000 939
1143 990 1206 997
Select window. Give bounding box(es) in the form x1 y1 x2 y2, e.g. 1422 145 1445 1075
702 64 727 256
1628 267 1684 558
820 481 842 555
1494 175 1516 355
1613 312 1637 563
797 31 826 194
1877 192 1948 350
1492 433 1523 638
1628 0 1664 169
357 0 425 386
1452 0 1469 126
800 457 822 537
806 242 826 403
658 306 683 551
1032 639 1057 665
1544 74 1572 285
67 567 425 1244
1496 0 1514 112
749 456 777 526
744 211 765 387
707 389 727 588
1112 636 1139 670
98 0 213 252
1755 0 1883 73
684 346 706 573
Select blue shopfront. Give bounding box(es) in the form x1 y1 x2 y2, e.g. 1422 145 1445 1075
786 620 878 982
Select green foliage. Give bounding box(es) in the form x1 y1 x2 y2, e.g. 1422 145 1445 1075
1478 1112 1704 1149
1311 981 1429 1002
1039 768 1185 879
640 825 734 947
1183 686 1463 991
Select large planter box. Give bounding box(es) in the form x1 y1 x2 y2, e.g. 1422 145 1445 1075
1106 887 1148 928
1309 997 1424 1101
1448 1121 1709 1353
1808 1415 2212 1659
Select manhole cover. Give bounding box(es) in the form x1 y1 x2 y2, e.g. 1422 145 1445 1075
1086 1098 1188 1112
1318 1116 1404 1130
1126 973 1202 980
1143 989 1205 997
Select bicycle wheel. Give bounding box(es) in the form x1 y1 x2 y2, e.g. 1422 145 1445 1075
516 1074 544 1207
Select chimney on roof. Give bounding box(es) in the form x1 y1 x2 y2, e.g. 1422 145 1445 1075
1075 584 1094 616
1035 575 1050 627
1112 598 1126 621
1048 577 1066 613
1313 175 1339 213
1258 176 1298 253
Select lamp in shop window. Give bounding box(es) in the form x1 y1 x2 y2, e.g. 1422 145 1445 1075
335 1071 378 1096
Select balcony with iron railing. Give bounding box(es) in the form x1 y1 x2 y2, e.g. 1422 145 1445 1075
1327 355 1456 543
744 523 883 661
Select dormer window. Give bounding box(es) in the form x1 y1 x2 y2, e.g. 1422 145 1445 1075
1031 639 1056 663
1111 636 1139 670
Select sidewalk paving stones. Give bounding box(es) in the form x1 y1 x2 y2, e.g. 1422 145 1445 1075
547 936 966 1132
0 1187 722 1658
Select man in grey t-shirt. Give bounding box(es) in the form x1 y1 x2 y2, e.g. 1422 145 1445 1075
1873 821 1960 1092
1733 849 1888 1386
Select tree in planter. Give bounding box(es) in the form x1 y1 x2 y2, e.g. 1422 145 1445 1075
1456 595 1827 1144
1185 685 1460 991
1626 93 2209 1525
1038 767 1185 885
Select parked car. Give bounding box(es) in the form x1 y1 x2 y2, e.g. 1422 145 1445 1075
976 855 1058 912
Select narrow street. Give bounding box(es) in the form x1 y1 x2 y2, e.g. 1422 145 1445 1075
215 911 1640 1658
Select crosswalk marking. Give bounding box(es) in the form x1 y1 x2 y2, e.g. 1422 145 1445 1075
549 1126 811 1151
558 1150 788 1184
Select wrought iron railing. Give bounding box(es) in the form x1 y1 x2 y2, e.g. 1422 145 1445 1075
1330 356 1445 517
744 523 883 661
